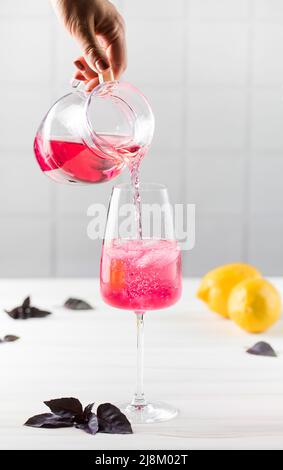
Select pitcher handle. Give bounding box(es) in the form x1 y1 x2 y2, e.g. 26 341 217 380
71 67 114 91
98 69 114 83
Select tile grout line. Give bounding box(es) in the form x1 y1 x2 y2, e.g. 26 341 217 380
241 0 255 262
182 0 190 276
118 0 130 187
48 11 58 278
183 0 190 202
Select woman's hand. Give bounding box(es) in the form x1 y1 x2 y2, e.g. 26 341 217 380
51 0 126 90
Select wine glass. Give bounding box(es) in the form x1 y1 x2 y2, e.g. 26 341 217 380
100 183 182 423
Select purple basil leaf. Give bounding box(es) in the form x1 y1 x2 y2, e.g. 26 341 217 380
44 398 83 419
24 413 74 429
82 403 94 421
29 307 51 318
97 403 132 434
3 335 20 342
247 341 277 357
22 297 30 309
5 307 22 319
64 298 93 311
5 297 51 320
76 413 98 435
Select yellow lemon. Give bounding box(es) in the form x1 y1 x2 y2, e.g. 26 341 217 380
228 278 281 333
197 263 261 318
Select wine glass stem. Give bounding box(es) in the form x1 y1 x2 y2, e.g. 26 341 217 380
131 311 147 408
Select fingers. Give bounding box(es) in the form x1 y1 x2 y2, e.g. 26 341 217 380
75 15 126 79
52 0 127 83
73 56 99 91
85 77 100 92
72 72 98 92
107 33 127 79
75 26 110 74
74 56 98 80
72 13 127 86
73 70 87 81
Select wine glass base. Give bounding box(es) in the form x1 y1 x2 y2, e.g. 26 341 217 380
119 401 178 424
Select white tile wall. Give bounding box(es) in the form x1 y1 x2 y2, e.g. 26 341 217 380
253 24 283 85
0 217 51 277
186 154 245 214
123 0 185 19
53 20 81 87
188 23 249 85
141 86 184 151
56 217 102 277
189 0 250 21
0 0 282 278
125 19 185 86
140 149 184 205
254 0 283 20
0 154 51 215
250 155 283 214
0 86 52 151
251 90 283 150
249 215 283 275
55 176 123 215
184 213 244 276
187 89 247 150
0 0 52 18
0 18 51 85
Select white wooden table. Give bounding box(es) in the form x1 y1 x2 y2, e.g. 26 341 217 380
0 278 282 450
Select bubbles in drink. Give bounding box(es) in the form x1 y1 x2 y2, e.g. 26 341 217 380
100 239 182 310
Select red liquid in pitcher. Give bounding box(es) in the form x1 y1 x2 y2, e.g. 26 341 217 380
34 134 141 184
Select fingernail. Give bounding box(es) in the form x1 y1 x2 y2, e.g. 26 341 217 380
74 60 85 71
95 59 109 72
74 72 87 81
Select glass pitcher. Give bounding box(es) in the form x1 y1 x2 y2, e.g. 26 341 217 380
34 80 155 184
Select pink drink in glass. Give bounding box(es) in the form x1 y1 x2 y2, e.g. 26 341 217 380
100 239 182 311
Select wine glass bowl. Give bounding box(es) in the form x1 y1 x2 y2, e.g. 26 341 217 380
100 238 182 311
